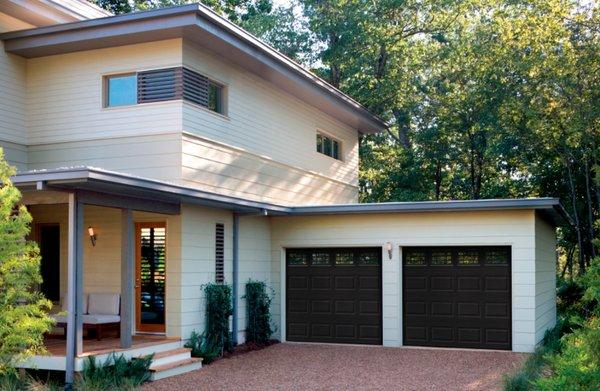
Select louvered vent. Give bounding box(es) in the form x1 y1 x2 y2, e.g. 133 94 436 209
183 67 210 108
215 223 225 283
137 68 182 103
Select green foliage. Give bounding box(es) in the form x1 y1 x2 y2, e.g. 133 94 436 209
204 283 233 356
243 280 273 344
0 148 54 375
503 321 567 391
0 372 61 391
75 353 153 390
185 330 222 364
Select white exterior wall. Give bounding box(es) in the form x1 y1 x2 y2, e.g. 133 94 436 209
27 134 183 183
181 40 359 205
26 39 183 146
270 210 552 352
236 215 273 343
534 213 557 343
0 12 32 170
175 204 233 340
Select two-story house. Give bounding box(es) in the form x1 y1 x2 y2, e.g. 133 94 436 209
0 0 563 384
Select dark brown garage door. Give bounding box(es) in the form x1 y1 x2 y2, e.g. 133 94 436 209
403 246 511 350
286 248 382 345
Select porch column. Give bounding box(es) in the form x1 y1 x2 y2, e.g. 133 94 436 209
120 209 134 348
65 195 84 387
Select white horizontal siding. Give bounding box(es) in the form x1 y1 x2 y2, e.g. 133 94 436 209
0 12 31 146
534 214 557 343
26 39 183 145
182 40 358 190
28 134 183 183
182 134 357 205
0 140 27 171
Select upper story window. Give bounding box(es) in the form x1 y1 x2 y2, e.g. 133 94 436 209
104 67 226 115
316 132 341 160
106 74 137 107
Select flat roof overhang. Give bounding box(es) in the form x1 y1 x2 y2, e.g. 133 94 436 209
0 4 387 135
12 167 570 225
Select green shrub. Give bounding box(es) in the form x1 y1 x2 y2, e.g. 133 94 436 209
201 283 233 360
503 322 567 390
244 280 273 345
185 330 222 364
75 353 152 390
535 321 600 391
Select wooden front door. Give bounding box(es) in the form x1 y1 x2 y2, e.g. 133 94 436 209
136 222 167 333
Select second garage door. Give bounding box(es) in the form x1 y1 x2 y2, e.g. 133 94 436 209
403 246 512 350
286 248 382 345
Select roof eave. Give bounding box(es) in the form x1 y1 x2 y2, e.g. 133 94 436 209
0 4 387 134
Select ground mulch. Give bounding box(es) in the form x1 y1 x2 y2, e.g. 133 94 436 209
143 342 526 391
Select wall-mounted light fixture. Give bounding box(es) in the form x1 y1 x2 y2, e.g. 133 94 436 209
385 242 393 260
88 226 97 247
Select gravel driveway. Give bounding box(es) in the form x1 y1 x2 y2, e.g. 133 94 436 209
144 343 526 391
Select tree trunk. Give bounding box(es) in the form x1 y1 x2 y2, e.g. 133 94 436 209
392 109 411 149
584 158 596 258
566 157 586 273
435 162 442 200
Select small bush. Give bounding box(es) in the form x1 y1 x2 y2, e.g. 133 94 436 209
244 280 273 345
75 353 152 390
185 330 222 364
202 283 233 360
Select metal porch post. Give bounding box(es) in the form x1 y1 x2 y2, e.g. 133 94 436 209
120 208 134 348
65 194 84 388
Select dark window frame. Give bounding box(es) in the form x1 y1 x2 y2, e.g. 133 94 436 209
316 132 342 160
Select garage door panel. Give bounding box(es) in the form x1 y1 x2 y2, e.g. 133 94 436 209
288 276 308 290
312 276 332 290
431 276 453 291
485 302 510 318
288 299 309 314
334 275 355 290
431 301 453 316
405 301 427 315
403 246 511 350
431 327 454 343
457 302 480 317
287 248 382 345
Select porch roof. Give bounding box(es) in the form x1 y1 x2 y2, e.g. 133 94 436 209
12 166 569 224
12 166 289 215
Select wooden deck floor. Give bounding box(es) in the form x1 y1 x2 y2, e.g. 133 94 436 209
44 335 177 357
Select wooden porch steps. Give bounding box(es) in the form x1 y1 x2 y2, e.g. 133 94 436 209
141 347 203 381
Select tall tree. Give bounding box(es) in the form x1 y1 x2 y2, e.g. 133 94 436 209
0 149 53 374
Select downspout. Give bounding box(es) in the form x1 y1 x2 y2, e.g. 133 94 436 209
232 212 239 345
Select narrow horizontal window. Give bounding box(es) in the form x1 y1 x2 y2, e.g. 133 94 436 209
106 74 137 107
316 132 342 160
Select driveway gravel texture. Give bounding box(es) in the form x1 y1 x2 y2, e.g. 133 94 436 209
144 342 526 391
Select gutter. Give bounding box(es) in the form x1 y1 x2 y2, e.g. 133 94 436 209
232 213 239 345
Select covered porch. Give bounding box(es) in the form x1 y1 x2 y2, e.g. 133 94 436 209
18 185 181 382
12 167 282 385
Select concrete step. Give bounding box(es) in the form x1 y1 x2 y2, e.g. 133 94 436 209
149 347 192 367
149 357 203 381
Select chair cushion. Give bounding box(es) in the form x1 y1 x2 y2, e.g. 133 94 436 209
61 294 89 314
82 314 121 325
88 293 120 315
